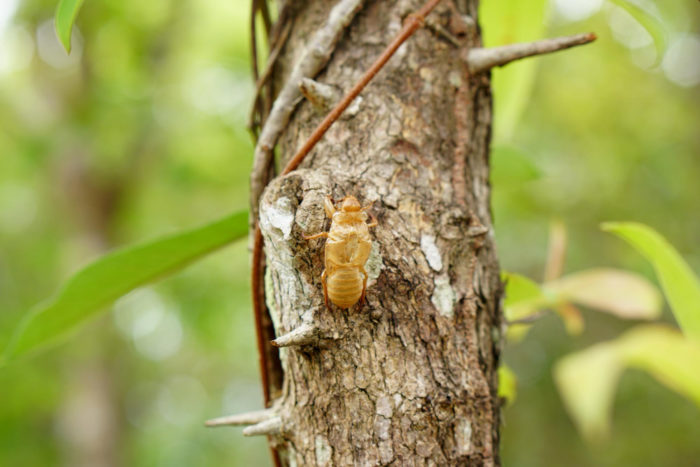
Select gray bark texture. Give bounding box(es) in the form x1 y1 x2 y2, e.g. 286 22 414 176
257 0 503 464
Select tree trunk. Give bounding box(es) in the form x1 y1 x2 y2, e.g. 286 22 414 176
257 0 502 464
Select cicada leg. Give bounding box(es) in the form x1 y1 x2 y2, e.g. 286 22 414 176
321 269 330 309
303 231 329 240
324 196 336 219
358 266 368 306
366 211 378 228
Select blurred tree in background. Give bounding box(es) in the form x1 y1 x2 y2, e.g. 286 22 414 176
0 0 697 466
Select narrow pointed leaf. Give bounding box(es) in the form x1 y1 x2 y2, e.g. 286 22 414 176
602 222 700 339
55 0 86 53
3 211 248 363
546 268 662 320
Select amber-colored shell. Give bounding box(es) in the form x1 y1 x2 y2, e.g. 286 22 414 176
304 195 377 309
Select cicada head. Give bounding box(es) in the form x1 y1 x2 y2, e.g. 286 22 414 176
340 196 362 212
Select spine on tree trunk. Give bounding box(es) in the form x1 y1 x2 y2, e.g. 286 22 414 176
205 0 594 464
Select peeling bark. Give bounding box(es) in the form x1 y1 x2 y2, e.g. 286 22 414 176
257 0 502 464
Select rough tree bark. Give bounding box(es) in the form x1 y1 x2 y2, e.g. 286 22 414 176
254 0 503 464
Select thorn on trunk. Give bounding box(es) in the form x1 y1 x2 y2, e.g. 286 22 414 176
205 408 275 427
272 322 320 348
243 416 283 437
465 32 597 74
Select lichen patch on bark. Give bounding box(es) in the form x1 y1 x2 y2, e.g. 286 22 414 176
420 234 443 271
431 273 456 318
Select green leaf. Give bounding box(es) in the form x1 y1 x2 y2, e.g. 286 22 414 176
55 0 86 53
602 222 700 340
554 325 700 441
502 272 545 341
2 211 248 363
498 364 518 405
480 0 550 141
619 326 700 407
502 271 543 309
491 145 542 186
545 268 663 320
554 340 622 440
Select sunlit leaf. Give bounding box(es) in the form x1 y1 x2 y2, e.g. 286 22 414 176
554 340 622 440
546 268 662 320
503 271 542 308
498 364 518 405
502 272 545 341
619 326 700 407
55 0 86 53
480 0 550 141
602 222 700 340
2 211 249 363
490 145 542 186
609 0 668 64
554 325 700 442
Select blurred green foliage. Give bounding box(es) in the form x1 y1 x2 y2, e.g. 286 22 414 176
0 0 698 466
3 210 248 362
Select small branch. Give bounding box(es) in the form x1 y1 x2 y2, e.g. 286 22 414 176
465 33 596 74
205 408 275 427
243 416 283 437
272 322 320 348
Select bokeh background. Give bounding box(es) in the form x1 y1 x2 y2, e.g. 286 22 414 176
0 0 697 465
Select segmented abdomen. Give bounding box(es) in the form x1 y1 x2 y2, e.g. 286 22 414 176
327 266 363 309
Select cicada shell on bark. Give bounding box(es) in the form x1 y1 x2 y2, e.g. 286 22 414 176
304 195 377 309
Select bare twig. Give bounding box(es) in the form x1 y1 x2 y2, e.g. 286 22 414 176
466 33 596 74
205 409 275 427
250 0 367 220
